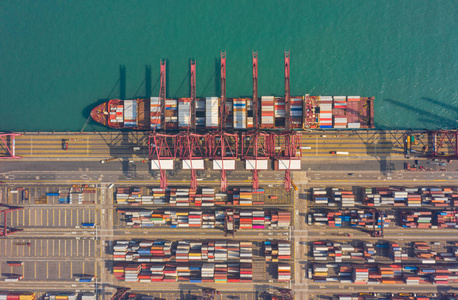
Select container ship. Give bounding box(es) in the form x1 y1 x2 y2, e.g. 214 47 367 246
90 95 374 131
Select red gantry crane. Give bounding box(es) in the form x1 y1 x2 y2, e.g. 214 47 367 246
175 132 207 189
0 133 21 159
160 60 167 131
242 51 269 190
431 130 458 160
220 51 227 132
148 60 176 189
0 205 24 237
190 59 197 131
269 51 302 191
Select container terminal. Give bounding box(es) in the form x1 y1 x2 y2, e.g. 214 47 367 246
1 53 458 299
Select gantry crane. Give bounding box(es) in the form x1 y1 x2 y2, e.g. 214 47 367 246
190 59 197 131
160 60 167 131
0 133 21 159
252 51 259 131
431 130 458 160
284 50 291 131
0 205 24 237
220 51 227 132
371 209 384 238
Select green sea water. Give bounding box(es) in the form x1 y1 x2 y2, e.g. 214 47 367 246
0 0 457 131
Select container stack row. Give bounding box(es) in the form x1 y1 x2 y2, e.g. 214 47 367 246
264 241 291 262
310 210 392 229
333 96 348 128
114 262 252 283
363 187 458 207
312 187 355 207
0 294 35 300
121 209 291 230
400 210 458 228
311 263 458 284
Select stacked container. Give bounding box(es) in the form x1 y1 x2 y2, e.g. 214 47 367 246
196 98 206 128
352 267 369 284
240 263 253 282
436 210 458 228
312 188 328 204
401 211 432 228
233 98 247 129
319 96 333 128
178 98 191 129
125 263 141 282
277 264 291 282
206 97 219 129
165 98 178 129
291 97 303 128
226 99 233 129
261 96 274 128
333 96 348 128
150 97 161 129
123 100 137 127
389 242 406 263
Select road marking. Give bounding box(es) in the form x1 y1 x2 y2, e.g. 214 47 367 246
82 261 85 275
35 209 37 226
82 239 85 257
53 239 55 256
59 240 61 257
47 240 49 257
40 240 43 256
22 209 25 226
29 208 31 227
65 239 67 256
34 262 36 278
76 209 79 226
34 242 37 257
58 261 61 279
70 239 73 257
71 209 73 226
47 209 49 226
59 209 61 227
46 261 49 279
76 239 79 257
65 209 67 227
53 209 55 226
70 261 73 277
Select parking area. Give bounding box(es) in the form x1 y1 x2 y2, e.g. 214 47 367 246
6 206 98 228
0 238 97 259
1 185 99 205
0 260 97 281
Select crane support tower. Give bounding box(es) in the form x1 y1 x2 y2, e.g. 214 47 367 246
0 205 24 237
431 130 458 160
0 133 21 159
190 59 197 131
270 131 302 191
209 132 238 191
175 133 208 189
220 51 227 131
148 133 176 189
242 132 270 190
160 60 167 131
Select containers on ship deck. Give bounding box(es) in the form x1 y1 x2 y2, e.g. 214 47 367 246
233 98 247 129
318 96 333 128
206 97 219 129
178 98 191 129
150 97 161 129
261 96 274 128
291 97 303 128
165 98 178 129
123 100 138 127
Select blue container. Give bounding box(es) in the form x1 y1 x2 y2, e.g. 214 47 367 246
46 193 59 196
81 223 95 227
